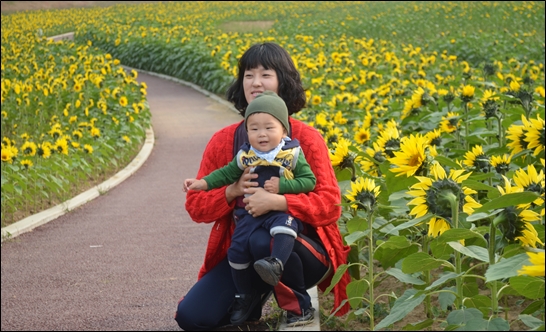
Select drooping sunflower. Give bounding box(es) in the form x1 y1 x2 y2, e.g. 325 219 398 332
524 114 545 156
495 176 543 248
376 122 401 158
345 176 381 211
406 162 482 236
463 145 490 173
517 251 545 277
512 164 545 215
425 129 442 147
439 112 461 133
330 137 361 174
388 133 431 177
460 84 475 103
83 144 93 154
490 154 512 175
506 116 530 155
427 217 452 237
20 159 33 169
357 142 385 178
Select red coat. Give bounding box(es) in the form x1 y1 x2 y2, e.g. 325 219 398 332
185 117 351 316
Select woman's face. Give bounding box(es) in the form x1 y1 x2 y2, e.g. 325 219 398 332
243 65 279 104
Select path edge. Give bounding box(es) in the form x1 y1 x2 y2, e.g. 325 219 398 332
1 127 155 242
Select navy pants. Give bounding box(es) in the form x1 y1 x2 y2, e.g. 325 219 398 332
229 208 302 266
175 227 330 330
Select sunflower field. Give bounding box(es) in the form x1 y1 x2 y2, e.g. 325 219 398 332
1 1 544 330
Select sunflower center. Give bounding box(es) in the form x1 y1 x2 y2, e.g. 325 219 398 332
408 153 422 167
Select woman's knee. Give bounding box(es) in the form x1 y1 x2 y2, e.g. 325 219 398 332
174 300 201 331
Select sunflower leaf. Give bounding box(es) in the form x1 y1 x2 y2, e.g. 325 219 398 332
474 192 540 214
485 253 529 282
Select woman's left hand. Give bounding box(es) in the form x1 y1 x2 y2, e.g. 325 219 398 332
243 187 285 217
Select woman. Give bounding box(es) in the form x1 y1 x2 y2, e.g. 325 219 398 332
175 42 350 330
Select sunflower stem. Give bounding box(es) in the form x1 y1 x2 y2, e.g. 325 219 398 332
367 209 375 330
488 222 499 317
423 235 432 318
463 102 469 150
446 192 463 309
495 114 503 148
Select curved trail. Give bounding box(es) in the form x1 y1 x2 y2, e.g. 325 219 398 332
1 72 243 330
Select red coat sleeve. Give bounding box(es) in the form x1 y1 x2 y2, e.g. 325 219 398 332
185 123 240 223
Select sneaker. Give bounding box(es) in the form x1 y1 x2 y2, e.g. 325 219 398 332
254 257 283 286
229 291 261 325
286 306 315 327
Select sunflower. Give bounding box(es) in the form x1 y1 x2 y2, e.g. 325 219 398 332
440 112 460 133
425 129 442 147
36 143 51 159
345 177 381 211
311 95 322 105
495 176 543 247
83 144 93 154
20 159 33 169
460 84 475 103
21 141 37 156
1 147 13 163
330 138 361 174
524 114 544 156
388 134 431 177
512 164 545 215
517 251 545 277
406 162 481 230
324 127 344 146
54 137 69 155
376 123 401 158
354 126 371 145
490 154 512 175
119 96 128 107
463 145 490 173
427 217 452 237
90 127 101 139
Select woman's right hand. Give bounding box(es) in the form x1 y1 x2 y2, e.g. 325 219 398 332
225 167 259 203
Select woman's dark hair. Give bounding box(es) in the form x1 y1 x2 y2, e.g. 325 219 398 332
226 42 306 117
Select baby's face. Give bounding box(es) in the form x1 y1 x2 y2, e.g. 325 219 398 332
246 112 286 153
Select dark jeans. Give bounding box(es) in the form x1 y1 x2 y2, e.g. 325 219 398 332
175 227 330 330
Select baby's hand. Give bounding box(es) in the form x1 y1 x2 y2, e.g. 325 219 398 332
264 177 280 194
184 178 208 192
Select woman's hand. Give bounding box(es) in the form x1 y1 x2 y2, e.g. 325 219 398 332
225 167 259 203
243 187 287 217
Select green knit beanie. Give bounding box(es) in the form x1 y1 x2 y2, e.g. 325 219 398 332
245 91 290 132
